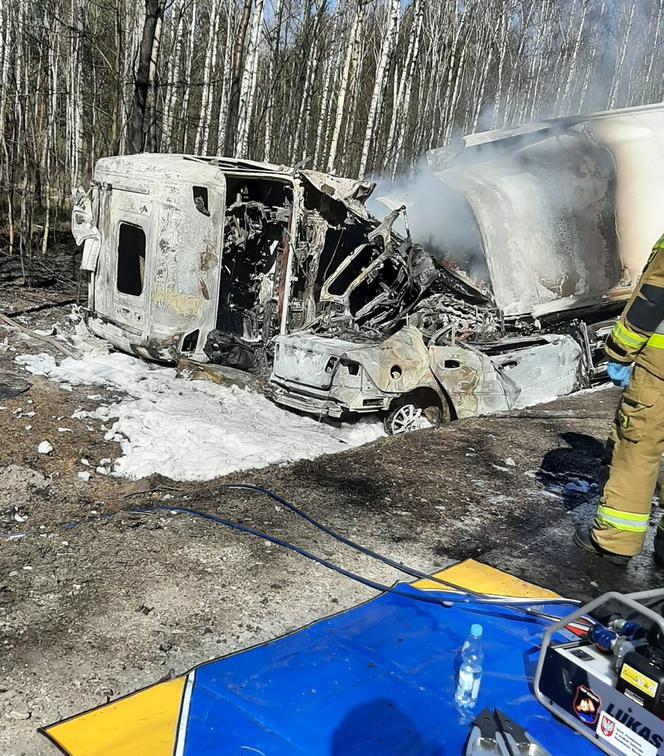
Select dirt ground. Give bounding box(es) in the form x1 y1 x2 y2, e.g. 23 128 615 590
1 251 662 755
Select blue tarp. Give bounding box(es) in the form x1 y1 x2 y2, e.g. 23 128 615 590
180 585 599 755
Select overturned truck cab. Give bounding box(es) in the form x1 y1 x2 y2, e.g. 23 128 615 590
74 154 425 366
74 103 664 433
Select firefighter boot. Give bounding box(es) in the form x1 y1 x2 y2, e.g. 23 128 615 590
574 523 631 565
655 522 664 568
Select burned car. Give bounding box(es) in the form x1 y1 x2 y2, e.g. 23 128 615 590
73 103 664 434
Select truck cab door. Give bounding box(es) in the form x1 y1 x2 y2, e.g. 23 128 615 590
94 184 153 337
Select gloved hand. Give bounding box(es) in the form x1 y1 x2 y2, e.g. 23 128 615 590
606 361 632 389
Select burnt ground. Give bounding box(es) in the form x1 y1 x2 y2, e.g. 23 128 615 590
1 250 663 754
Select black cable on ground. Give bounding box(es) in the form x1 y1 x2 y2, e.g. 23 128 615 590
130 504 455 610
218 483 580 613
131 503 575 625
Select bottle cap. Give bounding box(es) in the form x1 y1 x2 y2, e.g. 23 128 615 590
470 624 483 638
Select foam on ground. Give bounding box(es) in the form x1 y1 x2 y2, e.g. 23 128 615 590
16 351 384 481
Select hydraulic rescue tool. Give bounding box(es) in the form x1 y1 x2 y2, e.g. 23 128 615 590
464 708 550 755
535 588 664 755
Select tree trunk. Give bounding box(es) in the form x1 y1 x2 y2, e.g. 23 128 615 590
291 0 327 163
195 0 221 154
262 0 284 161
391 0 424 175
645 0 664 95
161 0 184 151
385 0 424 169
471 25 493 132
502 0 534 125
146 12 163 152
313 44 335 168
224 0 253 156
42 15 57 256
492 1 510 128
128 0 163 154
560 0 589 112
608 0 636 109
216 3 235 155
67 0 84 190
327 0 365 173
180 0 198 151
439 2 465 139
339 1 366 171
579 0 605 111
0 0 11 240
120 3 145 155
236 0 266 157
110 0 125 153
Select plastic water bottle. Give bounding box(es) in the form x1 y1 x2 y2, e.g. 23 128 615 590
455 623 484 708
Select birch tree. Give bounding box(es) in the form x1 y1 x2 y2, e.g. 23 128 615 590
358 0 400 177
262 0 284 161
609 0 637 109
5 0 664 261
161 0 185 151
327 0 366 172
0 0 12 245
216 5 235 155
389 0 424 174
236 0 266 157
195 0 221 154
313 43 336 167
179 0 198 151
224 0 254 155
645 0 664 99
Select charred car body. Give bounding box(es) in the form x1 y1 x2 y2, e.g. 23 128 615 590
73 104 664 433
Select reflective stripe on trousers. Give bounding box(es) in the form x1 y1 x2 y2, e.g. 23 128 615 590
596 505 649 533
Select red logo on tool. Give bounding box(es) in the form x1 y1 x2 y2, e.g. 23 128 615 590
600 715 615 737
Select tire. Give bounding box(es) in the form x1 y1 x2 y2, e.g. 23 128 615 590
383 393 448 436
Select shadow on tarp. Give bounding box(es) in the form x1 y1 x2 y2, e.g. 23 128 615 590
330 698 444 756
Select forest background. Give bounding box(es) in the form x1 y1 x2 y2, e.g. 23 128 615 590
1 0 663 256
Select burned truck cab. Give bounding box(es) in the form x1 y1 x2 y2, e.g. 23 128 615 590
75 154 433 381
76 154 302 363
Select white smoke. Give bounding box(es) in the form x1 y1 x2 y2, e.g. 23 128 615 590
368 156 489 285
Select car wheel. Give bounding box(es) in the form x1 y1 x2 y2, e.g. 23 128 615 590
384 399 445 436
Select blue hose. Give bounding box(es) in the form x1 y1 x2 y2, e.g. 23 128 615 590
131 504 455 610
130 500 575 623
217 483 580 610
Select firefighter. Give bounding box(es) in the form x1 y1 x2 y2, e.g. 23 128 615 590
575 235 664 565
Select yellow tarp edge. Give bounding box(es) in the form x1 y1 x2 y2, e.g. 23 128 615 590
43 674 186 756
412 558 560 598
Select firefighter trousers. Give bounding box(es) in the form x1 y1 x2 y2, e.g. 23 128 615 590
592 364 664 556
